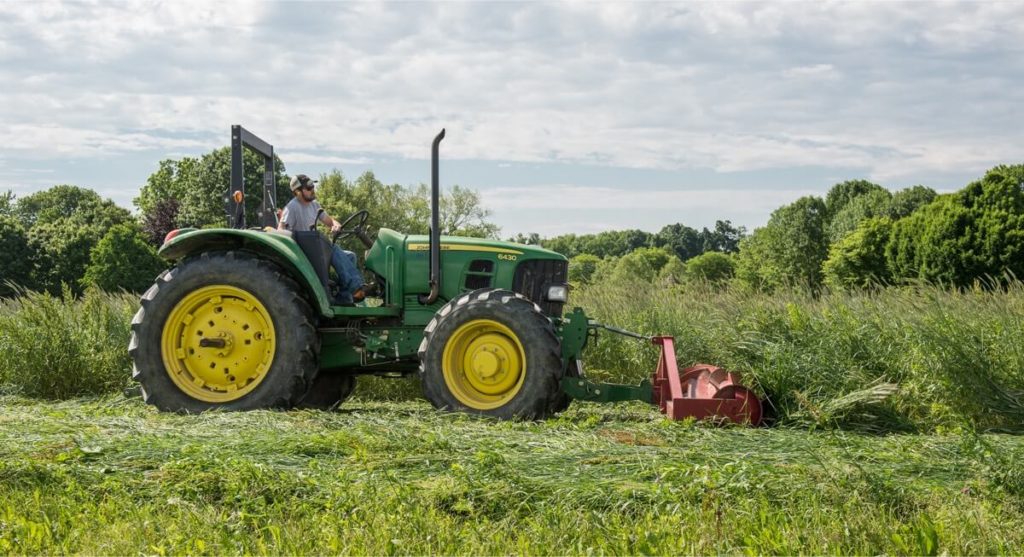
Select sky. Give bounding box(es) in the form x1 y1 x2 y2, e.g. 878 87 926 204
1 1 1022 237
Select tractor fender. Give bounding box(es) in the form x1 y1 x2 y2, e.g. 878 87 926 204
158 228 333 317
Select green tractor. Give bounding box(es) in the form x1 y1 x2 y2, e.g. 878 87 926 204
129 126 763 423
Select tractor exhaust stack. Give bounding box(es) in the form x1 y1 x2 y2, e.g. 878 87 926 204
419 128 445 305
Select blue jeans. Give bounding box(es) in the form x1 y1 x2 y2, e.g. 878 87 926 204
330 246 363 304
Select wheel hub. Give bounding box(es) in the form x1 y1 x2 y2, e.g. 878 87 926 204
161 285 276 403
442 319 527 410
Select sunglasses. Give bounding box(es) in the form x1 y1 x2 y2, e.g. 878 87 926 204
302 184 315 191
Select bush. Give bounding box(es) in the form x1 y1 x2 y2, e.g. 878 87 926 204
0 288 135 398
568 254 600 285
683 251 734 284
82 224 167 292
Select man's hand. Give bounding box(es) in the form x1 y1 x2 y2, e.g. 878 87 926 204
330 221 343 234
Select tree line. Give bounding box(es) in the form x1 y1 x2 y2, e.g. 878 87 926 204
2 149 1022 297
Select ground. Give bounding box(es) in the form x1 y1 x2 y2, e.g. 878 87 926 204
1 395 1022 555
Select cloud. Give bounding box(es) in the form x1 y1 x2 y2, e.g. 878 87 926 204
1 1 1021 232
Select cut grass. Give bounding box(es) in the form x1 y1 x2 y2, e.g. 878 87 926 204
1 396 1023 555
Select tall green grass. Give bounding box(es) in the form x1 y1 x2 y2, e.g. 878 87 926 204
576 280 1024 432
2 282 1023 432
0 288 136 398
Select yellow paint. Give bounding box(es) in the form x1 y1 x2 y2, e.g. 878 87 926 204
408 243 522 255
160 285 276 403
442 319 526 409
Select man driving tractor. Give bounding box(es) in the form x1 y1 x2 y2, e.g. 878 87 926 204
279 174 366 305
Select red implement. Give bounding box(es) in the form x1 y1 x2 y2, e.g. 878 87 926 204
650 336 763 425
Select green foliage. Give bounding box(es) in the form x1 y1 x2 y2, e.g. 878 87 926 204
886 165 1024 286
314 170 498 240
734 196 829 290
27 221 104 296
568 253 600 285
608 247 676 283
823 217 894 290
824 179 887 219
0 217 34 298
82 224 167 293
653 223 702 261
543 229 653 259
888 185 937 219
683 251 735 284
439 185 500 238
15 185 130 230
0 289 134 398
827 188 892 242
137 148 290 229
0 190 14 218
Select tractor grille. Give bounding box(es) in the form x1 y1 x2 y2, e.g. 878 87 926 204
512 259 568 317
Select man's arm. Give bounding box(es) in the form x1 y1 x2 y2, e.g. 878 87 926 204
318 211 342 233
278 206 292 230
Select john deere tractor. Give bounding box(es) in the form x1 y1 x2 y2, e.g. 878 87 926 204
130 126 763 423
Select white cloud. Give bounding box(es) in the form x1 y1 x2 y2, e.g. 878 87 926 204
1 1 1022 231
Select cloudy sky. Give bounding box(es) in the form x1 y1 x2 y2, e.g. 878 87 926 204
1 1 1021 236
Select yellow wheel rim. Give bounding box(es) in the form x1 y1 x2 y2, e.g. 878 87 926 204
442 319 526 410
160 285 276 403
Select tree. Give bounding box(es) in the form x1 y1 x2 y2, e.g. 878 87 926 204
887 185 937 219
0 216 34 297
508 232 541 245
826 188 892 242
684 251 735 285
824 179 887 220
137 148 290 230
82 224 168 292
314 170 499 241
140 198 181 246
0 190 14 218
699 220 746 253
885 165 1024 287
734 196 829 290
16 185 130 230
439 185 500 238
822 217 893 290
568 253 600 285
655 223 702 261
27 220 103 295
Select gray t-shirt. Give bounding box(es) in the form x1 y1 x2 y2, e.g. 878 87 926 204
280 198 327 231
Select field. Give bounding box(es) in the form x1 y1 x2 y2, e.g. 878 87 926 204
2 283 1024 554
2 396 1023 554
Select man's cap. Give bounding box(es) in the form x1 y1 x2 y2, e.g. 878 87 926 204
289 174 318 191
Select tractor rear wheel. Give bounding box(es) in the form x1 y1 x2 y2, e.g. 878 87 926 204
129 251 319 412
418 289 564 420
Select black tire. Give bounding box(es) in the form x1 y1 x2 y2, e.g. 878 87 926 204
128 251 319 413
418 289 565 420
297 372 356 410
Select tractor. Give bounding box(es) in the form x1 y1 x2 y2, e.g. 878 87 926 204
129 126 762 424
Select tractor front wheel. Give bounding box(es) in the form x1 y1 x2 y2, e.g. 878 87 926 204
129 251 319 412
418 289 564 420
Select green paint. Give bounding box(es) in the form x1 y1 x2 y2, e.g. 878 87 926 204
560 376 654 403
158 226 574 379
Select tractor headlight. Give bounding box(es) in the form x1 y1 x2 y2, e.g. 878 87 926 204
546 285 568 302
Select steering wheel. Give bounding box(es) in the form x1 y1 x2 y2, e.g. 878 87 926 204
330 209 371 247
